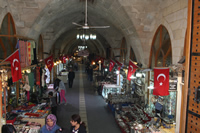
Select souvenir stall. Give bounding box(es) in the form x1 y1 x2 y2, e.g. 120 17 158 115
145 69 177 132
0 40 53 132
113 67 177 133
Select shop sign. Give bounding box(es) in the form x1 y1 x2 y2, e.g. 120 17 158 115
169 78 177 90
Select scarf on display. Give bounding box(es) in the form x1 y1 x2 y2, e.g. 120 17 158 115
46 114 57 131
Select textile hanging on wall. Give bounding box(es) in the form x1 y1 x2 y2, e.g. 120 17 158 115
36 67 40 86
16 40 37 67
30 41 35 61
28 72 34 92
17 40 27 68
27 42 32 66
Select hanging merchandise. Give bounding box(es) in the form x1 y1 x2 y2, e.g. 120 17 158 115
153 68 169 96
45 68 50 84
30 41 35 62
36 67 40 86
45 55 54 72
27 42 32 66
4 50 22 82
16 40 27 68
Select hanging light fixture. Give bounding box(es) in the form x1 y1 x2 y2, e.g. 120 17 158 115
76 30 96 40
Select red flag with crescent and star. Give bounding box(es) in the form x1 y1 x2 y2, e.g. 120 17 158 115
127 60 138 81
153 68 169 96
116 60 123 71
45 55 54 72
5 50 22 82
109 59 116 72
62 56 66 63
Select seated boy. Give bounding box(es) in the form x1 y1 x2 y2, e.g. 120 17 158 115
48 91 57 117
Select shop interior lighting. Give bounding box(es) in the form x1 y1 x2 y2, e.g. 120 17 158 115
105 68 108 72
147 85 154 89
59 60 61 63
130 75 136 79
92 62 96 65
116 70 119 74
136 73 142 78
26 69 31 73
54 62 57 66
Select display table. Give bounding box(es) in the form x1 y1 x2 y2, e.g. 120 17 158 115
22 117 45 127
102 84 122 99
11 104 50 127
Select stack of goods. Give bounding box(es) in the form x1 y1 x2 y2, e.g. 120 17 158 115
14 122 41 133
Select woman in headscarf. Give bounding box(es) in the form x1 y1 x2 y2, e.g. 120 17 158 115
40 114 60 133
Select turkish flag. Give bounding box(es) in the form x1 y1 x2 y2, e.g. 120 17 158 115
109 59 115 71
45 55 54 72
116 60 122 71
127 60 138 81
5 50 22 82
153 68 169 96
62 56 66 63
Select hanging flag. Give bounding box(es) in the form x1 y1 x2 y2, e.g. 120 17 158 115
5 50 22 82
127 60 138 81
153 68 169 96
109 59 116 72
45 55 54 72
116 60 123 71
62 56 66 63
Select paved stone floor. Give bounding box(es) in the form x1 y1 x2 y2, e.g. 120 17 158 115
56 64 121 133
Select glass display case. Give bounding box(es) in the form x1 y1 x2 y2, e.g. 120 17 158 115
102 84 122 99
148 89 177 122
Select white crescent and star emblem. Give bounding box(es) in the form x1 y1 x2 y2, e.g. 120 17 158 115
130 65 133 72
157 73 166 86
12 59 19 71
47 59 52 66
110 62 113 66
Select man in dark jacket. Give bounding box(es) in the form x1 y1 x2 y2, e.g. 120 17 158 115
68 69 75 88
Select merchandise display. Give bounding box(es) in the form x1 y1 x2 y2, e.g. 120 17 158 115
11 103 50 127
102 84 122 99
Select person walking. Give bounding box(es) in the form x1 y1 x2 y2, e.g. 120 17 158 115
70 114 87 133
68 69 75 88
88 66 93 82
54 78 67 105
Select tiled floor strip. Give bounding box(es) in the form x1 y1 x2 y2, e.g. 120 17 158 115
79 68 89 133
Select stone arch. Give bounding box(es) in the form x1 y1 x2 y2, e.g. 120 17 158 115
149 25 172 68
0 12 17 59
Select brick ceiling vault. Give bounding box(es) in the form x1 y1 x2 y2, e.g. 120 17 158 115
2 0 166 66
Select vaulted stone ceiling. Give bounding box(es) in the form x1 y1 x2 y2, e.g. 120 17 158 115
0 0 175 66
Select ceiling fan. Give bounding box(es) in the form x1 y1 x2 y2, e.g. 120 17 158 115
72 0 110 29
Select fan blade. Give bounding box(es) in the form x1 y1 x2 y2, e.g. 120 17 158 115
72 22 83 27
89 26 110 29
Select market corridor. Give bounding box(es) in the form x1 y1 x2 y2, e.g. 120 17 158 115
56 64 121 133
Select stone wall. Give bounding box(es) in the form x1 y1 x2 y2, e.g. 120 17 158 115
147 0 188 65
